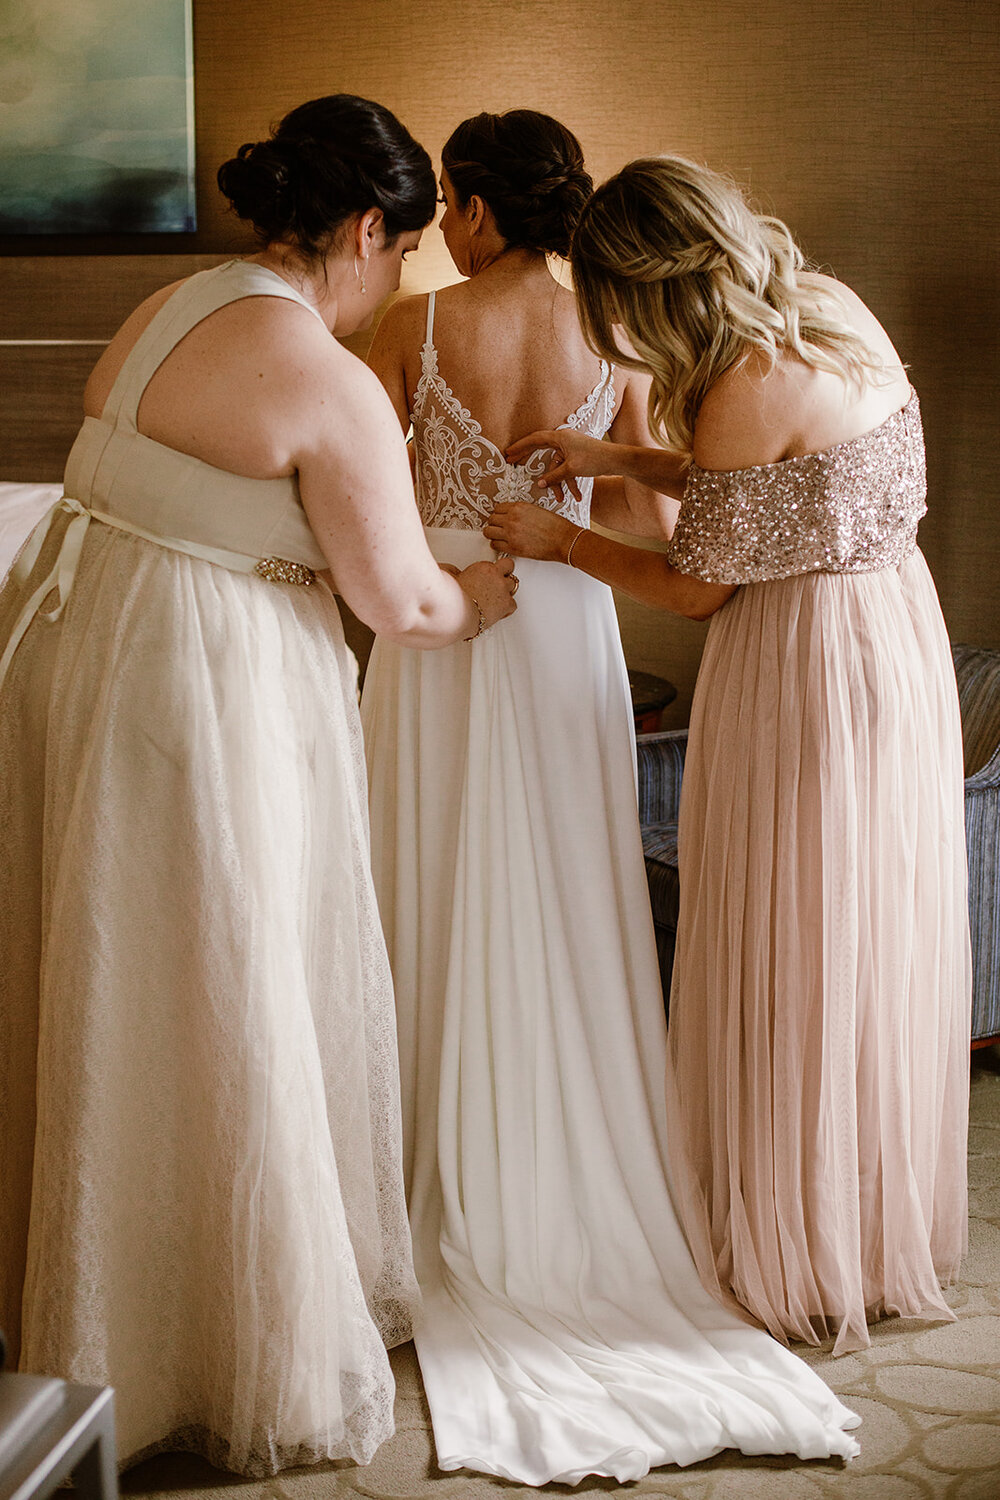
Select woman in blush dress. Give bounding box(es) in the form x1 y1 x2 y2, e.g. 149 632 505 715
0 94 515 1476
362 112 861 1487
490 154 971 1358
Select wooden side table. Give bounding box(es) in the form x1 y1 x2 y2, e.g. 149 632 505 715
628 671 677 734
0 1375 117 1500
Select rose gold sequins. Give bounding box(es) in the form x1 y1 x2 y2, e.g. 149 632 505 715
667 393 926 584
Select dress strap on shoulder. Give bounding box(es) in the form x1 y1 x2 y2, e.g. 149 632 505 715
424 290 436 346
101 261 324 435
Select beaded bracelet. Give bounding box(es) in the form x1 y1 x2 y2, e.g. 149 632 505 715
565 527 585 568
463 595 487 641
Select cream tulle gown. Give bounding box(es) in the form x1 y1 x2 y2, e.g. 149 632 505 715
0 262 420 1475
360 292 860 1486
663 392 972 1356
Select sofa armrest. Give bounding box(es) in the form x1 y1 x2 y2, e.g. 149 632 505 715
636 729 688 826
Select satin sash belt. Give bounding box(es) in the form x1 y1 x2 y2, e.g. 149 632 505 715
0 495 319 693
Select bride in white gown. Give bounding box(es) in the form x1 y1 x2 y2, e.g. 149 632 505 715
361 110 861 1485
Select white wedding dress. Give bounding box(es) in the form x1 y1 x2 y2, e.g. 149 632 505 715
361 292 861 1485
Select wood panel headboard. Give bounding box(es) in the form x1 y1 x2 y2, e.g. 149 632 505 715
0 256 226 481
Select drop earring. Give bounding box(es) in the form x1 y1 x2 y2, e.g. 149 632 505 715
354 255 368 295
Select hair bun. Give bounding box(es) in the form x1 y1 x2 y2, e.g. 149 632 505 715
442 110 592 257
216 140 296 239
216 94 437 258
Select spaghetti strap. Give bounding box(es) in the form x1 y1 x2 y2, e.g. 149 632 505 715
424 290 436 346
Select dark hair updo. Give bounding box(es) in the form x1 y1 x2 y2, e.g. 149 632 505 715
441 110 592 258
217 94 437 258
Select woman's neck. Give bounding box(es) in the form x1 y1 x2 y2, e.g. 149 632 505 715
468 246 558 292
248 244 345 330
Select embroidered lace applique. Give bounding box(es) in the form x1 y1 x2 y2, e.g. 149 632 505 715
412 342 615 531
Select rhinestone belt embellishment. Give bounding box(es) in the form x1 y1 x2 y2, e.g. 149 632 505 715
254 557 317 585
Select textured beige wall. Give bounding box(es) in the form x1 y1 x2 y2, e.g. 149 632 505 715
189 0 999 722
7 0 996 720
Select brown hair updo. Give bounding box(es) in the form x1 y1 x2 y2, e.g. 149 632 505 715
217 94 437 259
441 110 592 258
572 155 886 452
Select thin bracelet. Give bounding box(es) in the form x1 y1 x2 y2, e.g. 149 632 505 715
565 527 585 567
463 595 487 641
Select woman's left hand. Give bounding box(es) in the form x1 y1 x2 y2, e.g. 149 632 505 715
485 502 578 563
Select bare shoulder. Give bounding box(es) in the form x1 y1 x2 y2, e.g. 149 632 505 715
693 276 912 470
609 363 654 441
86 277 337 417
243 300 392 418
808 272 873 325
84 277 187 415
806 272 902 367
213 300 405 474
149 291 361 426
370 292 429 349
365 295 430 424
693 351 793 469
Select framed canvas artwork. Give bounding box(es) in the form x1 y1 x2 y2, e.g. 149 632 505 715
0 0 196 235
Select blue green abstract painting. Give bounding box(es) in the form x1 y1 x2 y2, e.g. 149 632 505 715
0 0 196 234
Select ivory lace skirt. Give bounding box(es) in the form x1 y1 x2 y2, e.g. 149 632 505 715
665 548 972 1355
0 517 420 1474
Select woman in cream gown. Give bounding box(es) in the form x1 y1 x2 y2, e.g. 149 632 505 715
362 111 861 1487
491 155 971 1362
0 95 514 1477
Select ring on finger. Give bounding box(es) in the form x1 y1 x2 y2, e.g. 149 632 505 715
511 574 519 594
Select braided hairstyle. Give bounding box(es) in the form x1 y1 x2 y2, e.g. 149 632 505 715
217 94 437 258
572 156 886 453
441 110 592 258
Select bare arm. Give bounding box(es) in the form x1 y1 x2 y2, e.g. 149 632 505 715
484 501 734 619
567 526 734 618
587 371 683 538
505 414 688 510
365 294 422 433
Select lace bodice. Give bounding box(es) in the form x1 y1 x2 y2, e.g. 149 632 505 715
412 291 616 530
666 391 926 584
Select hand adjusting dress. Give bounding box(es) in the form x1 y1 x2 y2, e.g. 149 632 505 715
0 261 420 1475
360 291 860 1486
663 392 972 1355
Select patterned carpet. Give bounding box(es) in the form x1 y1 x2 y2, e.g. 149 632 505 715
124 1050 1000 1500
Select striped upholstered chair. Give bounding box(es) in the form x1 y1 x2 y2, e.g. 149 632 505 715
635 730 685 1022
952 644 1000 1047
637 642 1000 1043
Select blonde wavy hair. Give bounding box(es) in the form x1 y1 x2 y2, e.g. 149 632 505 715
571 156 887 454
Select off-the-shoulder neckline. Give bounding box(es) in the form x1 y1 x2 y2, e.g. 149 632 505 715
688 388 918 480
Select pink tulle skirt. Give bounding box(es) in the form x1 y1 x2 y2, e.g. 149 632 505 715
665 549 971 1355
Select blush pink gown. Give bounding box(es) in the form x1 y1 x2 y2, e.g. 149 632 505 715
663 391 972 1355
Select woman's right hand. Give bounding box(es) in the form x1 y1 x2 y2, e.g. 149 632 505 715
505 429 614 499
457 556 518 632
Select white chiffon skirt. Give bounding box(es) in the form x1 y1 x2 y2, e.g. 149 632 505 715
665 550 971 1355
361 526 860 1486
0 515 420 1474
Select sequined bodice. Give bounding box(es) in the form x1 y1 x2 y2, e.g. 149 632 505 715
666 392 926 584
412 291 616 530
